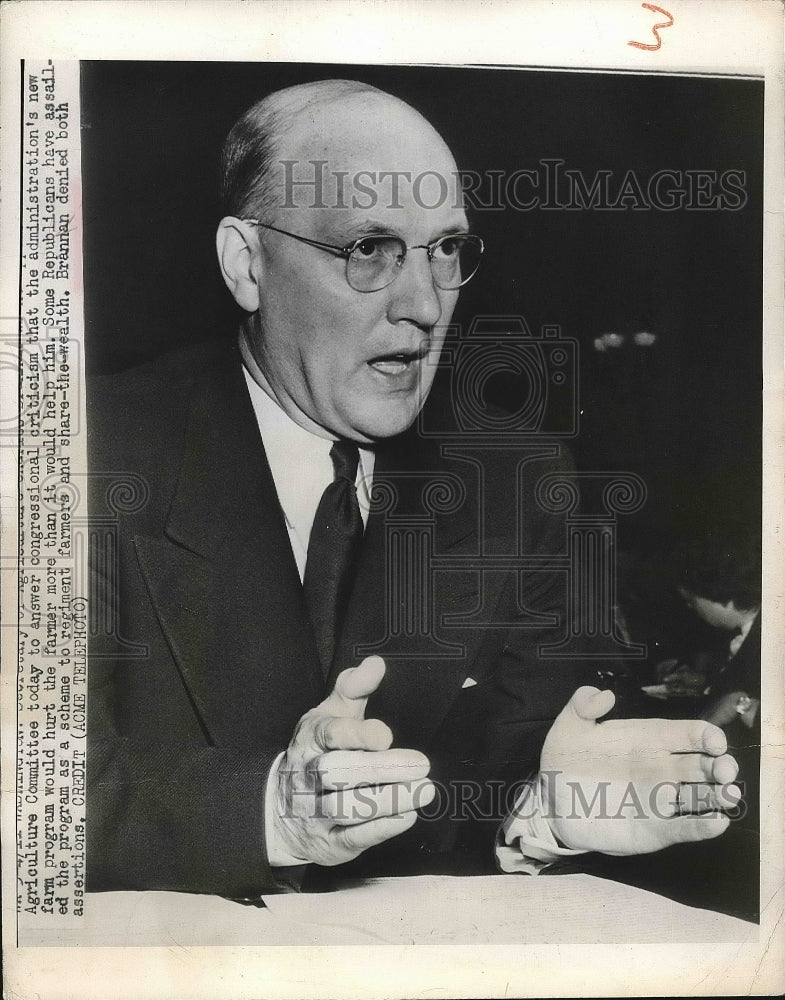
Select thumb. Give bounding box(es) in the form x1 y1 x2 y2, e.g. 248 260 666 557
322 656 386 718
562 685 616 724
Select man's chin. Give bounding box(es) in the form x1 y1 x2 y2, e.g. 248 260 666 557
344 402 421 444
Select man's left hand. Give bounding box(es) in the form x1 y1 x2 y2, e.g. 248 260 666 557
539 686 740 856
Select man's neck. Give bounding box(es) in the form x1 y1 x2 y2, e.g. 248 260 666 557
238 329 336 442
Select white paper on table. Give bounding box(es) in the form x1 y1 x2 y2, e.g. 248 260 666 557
24 875 756 948
262 874 756 946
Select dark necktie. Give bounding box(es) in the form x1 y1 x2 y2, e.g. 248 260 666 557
303 440 364 673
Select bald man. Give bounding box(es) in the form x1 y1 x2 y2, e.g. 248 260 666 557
87 81 739 900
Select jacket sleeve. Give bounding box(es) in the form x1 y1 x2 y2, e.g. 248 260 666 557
86 553 294 898
87 732 285 897
85 474 302 898
86 358 316 898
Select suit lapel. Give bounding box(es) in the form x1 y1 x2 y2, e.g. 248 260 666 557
133 347 504 751
134 347 325 748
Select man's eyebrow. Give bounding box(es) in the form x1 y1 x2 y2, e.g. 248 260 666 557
345 218 401 239
329 217 472 244
430 221 472 240
313 217 390 247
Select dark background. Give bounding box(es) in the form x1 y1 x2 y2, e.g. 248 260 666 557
79 62 763 558
79 64 764 921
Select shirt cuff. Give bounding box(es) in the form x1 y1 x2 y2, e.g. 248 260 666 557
496 777 588 874
265 751 310 868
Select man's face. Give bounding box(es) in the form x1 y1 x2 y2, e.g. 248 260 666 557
245 94 467 443
678 587 747 630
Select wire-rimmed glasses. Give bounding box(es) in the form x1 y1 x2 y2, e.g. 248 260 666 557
243 220 484 293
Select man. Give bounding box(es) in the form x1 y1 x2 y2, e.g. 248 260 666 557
674 524 761 834
87 79 738 899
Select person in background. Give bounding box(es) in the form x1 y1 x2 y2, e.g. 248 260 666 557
568 522 761 922
660 524 761 828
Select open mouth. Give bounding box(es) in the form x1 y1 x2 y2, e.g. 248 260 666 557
367 348 427 376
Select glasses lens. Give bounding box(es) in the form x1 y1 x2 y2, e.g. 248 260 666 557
430 235 483 290
346 236 406 292
345 234 484 292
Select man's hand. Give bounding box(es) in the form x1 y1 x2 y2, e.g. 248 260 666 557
272 655 434 866
539 686 740 856
655 658 709 697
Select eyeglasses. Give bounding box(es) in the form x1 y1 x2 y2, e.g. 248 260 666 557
243 220 484 293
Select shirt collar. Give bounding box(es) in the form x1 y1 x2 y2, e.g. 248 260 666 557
734 609 758 642
729 609 759 658
239 338 375 535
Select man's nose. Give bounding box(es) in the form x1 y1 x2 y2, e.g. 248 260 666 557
385 249 444 329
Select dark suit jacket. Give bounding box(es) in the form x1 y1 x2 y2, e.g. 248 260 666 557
86 338 601 897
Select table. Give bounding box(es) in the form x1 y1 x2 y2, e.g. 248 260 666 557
20 873 756 947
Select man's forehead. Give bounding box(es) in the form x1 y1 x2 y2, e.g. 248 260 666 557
269 93 461 210
280 91 455 167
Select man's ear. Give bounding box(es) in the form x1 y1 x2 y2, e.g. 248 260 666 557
216 218 262 313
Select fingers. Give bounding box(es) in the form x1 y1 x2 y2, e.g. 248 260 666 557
320 778 435 825
673 751 738 784
711 753 739 784
318 748 431 791
332 810 419 858
676 781 741 814
320 656 386 719
671 720 727 755
312 715 393 753
562 686 616 723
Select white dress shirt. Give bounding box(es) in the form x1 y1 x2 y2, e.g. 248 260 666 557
241 367 374 580
241 346 374 868
728 612 756 660
497 780 585 874
240 342 575 873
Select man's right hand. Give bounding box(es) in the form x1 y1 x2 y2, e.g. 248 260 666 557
271 655 434 866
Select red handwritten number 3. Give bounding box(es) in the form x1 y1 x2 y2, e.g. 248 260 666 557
628 3 674 51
